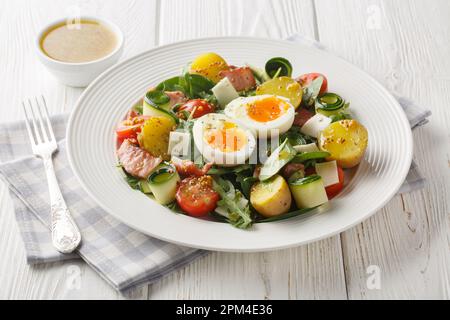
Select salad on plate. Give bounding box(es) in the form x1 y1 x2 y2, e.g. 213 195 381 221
116 52 368 229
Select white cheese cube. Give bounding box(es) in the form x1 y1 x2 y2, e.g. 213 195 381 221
168 131 190 156
300 113 332 138
212 77 239 107
293 143 320 153
315 161 340 187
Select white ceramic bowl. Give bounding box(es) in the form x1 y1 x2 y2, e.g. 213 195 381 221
36 16 124 87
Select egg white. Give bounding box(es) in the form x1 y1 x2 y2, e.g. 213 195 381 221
192 113 256 166
224 95 295 138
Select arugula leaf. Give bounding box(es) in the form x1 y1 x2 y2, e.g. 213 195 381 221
189 74 215 97
132 102 143 115
256 206 318 223
119 167 141 190
280 126 314 146
329 110 352 123
156 76 184 92
146 89 170 105
302 76 324 107
291 151 330 163
213 177 253 229
237 176 257 199
207 164 253 175
165 201 183 214
155 71 215 100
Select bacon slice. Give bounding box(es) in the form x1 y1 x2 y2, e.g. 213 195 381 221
117 139 162 179
282 163 305 180
219 66 256 92
173 160 213 178
293 108 314 127
165 91 188 108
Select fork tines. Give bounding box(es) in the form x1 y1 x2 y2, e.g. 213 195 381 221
22 96 56 146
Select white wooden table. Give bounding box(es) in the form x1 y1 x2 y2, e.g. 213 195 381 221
0 0 449 300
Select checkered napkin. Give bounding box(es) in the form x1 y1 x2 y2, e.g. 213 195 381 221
0 35 429 293
0 117 207 292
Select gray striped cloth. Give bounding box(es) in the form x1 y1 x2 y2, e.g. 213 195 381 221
0 36 429 293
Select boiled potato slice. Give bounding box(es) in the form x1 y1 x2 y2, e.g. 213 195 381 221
139 116 176 161
255 76 302 109
318 120 368 168
250 175 292 217
189 52 229 83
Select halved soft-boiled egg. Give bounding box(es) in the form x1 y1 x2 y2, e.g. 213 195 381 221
224 95 295 138
193 113 256 166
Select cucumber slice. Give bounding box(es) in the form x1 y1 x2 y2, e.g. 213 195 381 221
139 180 152 194
143 98 178 124
289 175 328 209
148 164 180 205
315 93 348 117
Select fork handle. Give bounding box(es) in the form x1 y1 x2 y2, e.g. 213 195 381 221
43 156 81 253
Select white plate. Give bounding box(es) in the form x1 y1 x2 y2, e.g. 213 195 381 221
67 37 412 252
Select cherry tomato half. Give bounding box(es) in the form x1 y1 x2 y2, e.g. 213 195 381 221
325 166 344 199
176 175 219 217
296 73 328 95
178 99 214 119
116 115 150 142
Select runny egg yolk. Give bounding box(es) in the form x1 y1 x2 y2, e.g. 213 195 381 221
246 96 290 122
204 121 247 152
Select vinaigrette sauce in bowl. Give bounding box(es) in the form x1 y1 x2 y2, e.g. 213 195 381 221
40 20 118 63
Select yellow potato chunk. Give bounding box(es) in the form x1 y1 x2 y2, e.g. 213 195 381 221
250 175 292 218
255 76 303 109
189 52 229 83
319 120 368 168
139 117 176 161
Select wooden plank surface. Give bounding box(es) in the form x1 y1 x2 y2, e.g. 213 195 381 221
0 0 448 299
314 0 450 299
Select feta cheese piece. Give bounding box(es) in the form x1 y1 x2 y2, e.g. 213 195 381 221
168 131 190 156
293 143 320 153
315 160 340 187
300 113 332 138
212 77 240 107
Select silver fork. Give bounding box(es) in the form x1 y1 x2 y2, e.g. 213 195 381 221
22 96 81 253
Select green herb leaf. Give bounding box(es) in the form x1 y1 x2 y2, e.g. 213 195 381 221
280 126 314 146
257 206 318 223
291 151 331 163
213 177 253 229
259 139 297 181
146 89 170 105
302 76 324 107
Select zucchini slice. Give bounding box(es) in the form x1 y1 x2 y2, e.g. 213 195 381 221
289 175 328 209
265 57 293 78
148 164 180 205
315 93 347 117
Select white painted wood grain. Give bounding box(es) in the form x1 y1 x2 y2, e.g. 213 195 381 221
0 0 448 300
314 0 450 299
